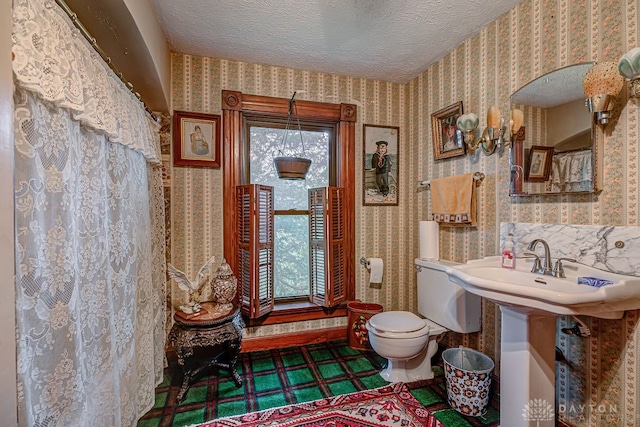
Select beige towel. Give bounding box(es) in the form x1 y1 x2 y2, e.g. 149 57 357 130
430 173 477 226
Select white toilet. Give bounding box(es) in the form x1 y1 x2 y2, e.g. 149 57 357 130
366 259 482 382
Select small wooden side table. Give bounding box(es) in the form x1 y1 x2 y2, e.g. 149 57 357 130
168 303 244 403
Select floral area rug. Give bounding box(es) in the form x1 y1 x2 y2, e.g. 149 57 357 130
191 382 444 427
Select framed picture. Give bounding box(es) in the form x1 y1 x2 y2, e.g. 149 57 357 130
173 110 221 168
363 124 399 206
526 145 554 182
431 101 465 160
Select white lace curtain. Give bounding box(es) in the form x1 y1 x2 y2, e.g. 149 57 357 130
550 150 593 193
12 0 166 426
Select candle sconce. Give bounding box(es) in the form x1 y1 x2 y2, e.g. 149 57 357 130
459 107 523 155
583 61 624 126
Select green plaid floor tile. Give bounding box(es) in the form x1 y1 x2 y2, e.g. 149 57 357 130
327 379 358 396
137 339 500 427
255 392 287 411
292 385 324 402
213 399 246 419
252 372 282 392
317 361 345 378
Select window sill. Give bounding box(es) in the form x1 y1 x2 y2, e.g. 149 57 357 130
244 301 347 327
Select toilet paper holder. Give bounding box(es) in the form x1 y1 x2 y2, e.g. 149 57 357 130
361 257 384 284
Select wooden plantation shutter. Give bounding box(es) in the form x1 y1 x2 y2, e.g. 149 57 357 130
236 184 274 318
309 187 346 307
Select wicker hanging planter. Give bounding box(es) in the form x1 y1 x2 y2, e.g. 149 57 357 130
273 92 312 180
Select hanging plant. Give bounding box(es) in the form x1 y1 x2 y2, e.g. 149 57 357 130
273 92 312 180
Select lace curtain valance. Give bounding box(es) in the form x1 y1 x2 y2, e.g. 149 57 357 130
12 0 161 165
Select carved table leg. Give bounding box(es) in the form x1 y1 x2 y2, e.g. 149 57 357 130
174 346 195 403
175 373 191 404
228 339 243 386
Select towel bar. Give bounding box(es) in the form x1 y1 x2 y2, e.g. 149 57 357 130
417 171 485 188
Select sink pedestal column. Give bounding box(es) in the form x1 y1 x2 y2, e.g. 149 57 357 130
500 306 556 427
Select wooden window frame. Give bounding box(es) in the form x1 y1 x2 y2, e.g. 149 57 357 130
222 90 357 326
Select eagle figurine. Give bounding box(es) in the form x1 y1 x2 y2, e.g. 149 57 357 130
167 256 216 314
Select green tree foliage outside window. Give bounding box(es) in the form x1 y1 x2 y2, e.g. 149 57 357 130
250 126 331 298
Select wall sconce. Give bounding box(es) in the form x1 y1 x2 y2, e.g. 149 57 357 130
510 108 524 138
582 61 624 125
618 47 640 98
476 106 504 154
458 108 523 155
456 113 479 150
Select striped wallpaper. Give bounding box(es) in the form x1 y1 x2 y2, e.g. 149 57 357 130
167 0 640 424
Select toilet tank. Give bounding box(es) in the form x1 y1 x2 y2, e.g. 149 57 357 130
415 258 481 334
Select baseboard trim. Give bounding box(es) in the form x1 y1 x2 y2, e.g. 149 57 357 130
241 326 347 352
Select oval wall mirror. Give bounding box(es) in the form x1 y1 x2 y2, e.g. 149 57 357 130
509 62 602 196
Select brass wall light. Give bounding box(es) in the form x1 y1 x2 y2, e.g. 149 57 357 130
476 106 504 154
582 61 624 125
456 113 479 150
618 47 640 98
509 108 524 139
459 107 523 155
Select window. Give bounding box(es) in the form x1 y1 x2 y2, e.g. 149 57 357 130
248 122 333 299
222 90 357 325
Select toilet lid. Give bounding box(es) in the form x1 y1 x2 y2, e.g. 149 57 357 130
368 311 427 333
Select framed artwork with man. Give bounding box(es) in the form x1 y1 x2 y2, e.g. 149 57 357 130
363 124 399 206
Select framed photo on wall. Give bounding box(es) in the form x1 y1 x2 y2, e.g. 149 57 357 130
525 145 554 182
431 101 465 160
173 110 221 168
363 124 399 206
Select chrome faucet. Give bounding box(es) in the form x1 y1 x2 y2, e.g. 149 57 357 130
553 257 577 278
526 239 577 278
526 239 552 275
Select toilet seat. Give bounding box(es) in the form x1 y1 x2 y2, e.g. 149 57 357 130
367 311 429 339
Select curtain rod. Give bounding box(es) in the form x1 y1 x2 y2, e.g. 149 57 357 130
54 0 159 122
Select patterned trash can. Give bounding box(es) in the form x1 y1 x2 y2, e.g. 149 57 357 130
346 301 383 351
442 347 494 417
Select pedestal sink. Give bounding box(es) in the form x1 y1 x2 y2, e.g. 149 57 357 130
445 256 640 427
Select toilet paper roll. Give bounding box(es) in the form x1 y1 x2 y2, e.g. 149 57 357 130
368 258 384 284
419 221 440 260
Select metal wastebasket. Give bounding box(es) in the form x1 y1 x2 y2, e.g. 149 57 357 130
442 347 494 417
346 301 383 351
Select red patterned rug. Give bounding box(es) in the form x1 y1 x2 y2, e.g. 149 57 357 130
193 382 444 427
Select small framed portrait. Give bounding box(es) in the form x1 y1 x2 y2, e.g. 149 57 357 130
363 124 399 206
431 101 465 160
173 110 221 168
526 145 554 182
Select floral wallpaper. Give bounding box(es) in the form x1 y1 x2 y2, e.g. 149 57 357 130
169 0 640 424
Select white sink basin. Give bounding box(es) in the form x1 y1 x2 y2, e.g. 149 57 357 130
445 256 640 319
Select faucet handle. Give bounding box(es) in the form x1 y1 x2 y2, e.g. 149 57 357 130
553 258 577 278
523 251 543 274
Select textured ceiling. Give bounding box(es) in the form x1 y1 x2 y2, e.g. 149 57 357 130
150 0 524 83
